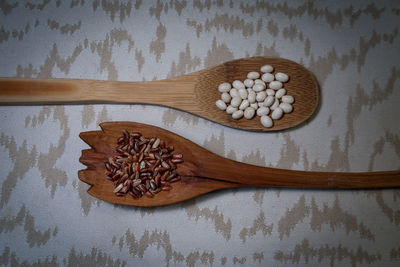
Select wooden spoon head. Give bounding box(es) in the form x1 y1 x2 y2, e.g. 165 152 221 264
78 122 239 207
194 57 319 131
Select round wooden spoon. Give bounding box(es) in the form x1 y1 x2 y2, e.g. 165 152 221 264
78 122 400 207
0 57 318 131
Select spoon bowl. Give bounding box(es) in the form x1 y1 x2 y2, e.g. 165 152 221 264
0 57 319 131
79 122 241 207
79 122 400 207
194 57 319 130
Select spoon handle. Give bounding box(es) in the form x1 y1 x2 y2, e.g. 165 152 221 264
0 77 196 108
197 153 400 189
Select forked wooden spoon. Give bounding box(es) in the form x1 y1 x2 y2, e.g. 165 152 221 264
78 122 400 207
0 57 318 131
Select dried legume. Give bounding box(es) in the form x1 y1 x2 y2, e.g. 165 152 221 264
215 65 295 128
104 130 184 199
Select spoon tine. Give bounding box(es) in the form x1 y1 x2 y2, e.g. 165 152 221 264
79 131 104 148
79 149 105 167
77 169 98 185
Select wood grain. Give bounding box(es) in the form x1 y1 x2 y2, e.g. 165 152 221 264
0 57 319 131
78 122 400 207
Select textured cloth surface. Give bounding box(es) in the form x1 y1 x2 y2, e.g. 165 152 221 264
0 1 400 266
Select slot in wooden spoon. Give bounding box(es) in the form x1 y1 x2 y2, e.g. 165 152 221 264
0 57 318 131
78 122 400 207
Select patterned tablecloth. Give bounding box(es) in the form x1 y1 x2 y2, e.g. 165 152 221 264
1 1 399 266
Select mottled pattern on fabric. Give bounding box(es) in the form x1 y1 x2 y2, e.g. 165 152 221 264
0 0 400 266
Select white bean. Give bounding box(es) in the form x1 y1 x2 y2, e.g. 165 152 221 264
239 99 249 110
238 88 248 100
281 95 294 104
232 80 245 90
215 100 227 110
217 67 293 124
232 110 244 120
271 107 283 120
275 72 289 83
254 79 266 85
250 103 259 109
260 65 274 73
270 98 280 110
260 115 273 128
279 102 293 113
230 96 242 108
229 88 239 98
248 91 256 103
269 81 282 90
253 83 266 92
244 79 255 88
275 88 286 99
263 95 275 107
261 73 274 83
226 105 237 114
257 106 270 116
221 92 231 103
266 89 275 96
244 107 256 119
218 82 231 93
247 71 260 79
256 91 267 102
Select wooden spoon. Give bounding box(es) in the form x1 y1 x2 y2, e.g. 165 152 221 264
78 122 400 207
0 57 318 131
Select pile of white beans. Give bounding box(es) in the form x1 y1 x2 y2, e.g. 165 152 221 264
215 64 294 128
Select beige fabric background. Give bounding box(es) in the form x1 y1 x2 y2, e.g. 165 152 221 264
0 0 400 266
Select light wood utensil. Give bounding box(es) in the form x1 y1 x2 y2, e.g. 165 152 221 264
78 122 400 207
0 57 319 131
